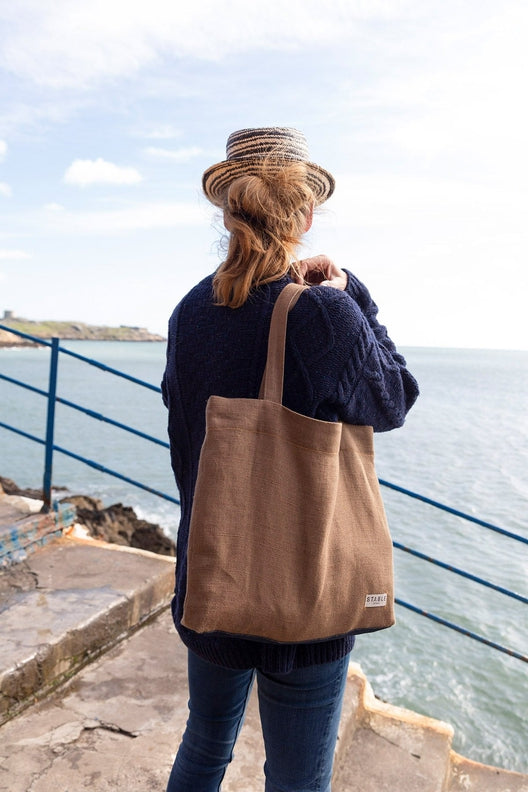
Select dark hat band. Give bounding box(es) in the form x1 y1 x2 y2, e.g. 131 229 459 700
226 127 310 161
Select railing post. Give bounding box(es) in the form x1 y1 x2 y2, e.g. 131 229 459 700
43 337 59 512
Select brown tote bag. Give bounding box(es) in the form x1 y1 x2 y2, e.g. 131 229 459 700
182 283 395 643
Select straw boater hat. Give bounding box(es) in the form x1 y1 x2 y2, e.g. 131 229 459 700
202 127 335 207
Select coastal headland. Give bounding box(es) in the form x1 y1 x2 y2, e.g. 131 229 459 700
0 314 165 347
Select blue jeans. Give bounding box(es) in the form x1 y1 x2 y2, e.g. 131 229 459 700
166 650 350 792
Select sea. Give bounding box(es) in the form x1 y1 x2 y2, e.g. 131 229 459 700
1 341 527 773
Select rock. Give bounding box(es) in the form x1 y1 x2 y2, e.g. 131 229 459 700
60 496 176 557
1 477 176 558
63 494 104 511
0 476 43 500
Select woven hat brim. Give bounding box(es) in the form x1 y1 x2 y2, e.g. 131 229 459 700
202 158 335 207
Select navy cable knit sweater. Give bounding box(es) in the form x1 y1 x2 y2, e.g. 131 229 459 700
161 270 419 672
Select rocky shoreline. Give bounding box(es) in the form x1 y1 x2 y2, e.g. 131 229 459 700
0 476 176 557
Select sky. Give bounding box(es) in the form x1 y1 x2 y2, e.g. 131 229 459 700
0 0 527 350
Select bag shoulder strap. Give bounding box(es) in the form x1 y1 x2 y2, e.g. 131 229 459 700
259 283 308 403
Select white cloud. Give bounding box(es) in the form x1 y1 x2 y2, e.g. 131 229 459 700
0 182 12 197
145 146 204 163
0 0 422 89
144 125 183 140
63 158 142 187
0 94 91 139
0 249 31 260
322 173 528 267
387 32 528 167
312 172 528 350
0 140 6 161
40 201 207 233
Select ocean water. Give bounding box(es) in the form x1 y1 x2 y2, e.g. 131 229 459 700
1 341 527 772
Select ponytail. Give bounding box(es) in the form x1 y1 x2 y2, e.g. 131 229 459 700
212 160 314 308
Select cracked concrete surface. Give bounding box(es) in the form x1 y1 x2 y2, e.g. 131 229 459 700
1 533 527 791
0 610 187 791
0 537 175 723
3 609 526 792
0 608 272 792
0 606 361 792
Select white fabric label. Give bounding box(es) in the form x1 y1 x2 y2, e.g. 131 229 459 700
365 593 388 608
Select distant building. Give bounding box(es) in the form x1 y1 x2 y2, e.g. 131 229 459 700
3 310 14 320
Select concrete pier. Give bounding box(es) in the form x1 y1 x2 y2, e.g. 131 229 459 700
1 493 527 791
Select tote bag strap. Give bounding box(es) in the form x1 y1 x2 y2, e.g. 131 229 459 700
259 283 308 403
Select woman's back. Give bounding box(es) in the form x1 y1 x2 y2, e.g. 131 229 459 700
162 126 419 791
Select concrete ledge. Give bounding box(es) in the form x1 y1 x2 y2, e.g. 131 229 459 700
0 536 175 724
333 663 528 792
333 662 454 792
0 608 188 792
447 752 528 791
0 607 526 791
0 517 526 791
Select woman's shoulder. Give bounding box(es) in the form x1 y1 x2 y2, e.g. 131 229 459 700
168 274 215 323
285 283 367 372
181 273 215 306
294 281 364 333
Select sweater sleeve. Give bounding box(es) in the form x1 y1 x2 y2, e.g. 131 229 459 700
326 271 419 432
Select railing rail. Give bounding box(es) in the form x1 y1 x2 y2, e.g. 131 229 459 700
379 478 528 545
0 324 177 509
1 323 526 663
0 372 169 447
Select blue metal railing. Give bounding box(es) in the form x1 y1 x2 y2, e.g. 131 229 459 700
0 324 179 510
0 324 526 664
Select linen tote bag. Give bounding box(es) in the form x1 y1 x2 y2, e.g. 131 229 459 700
182 283 395 643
